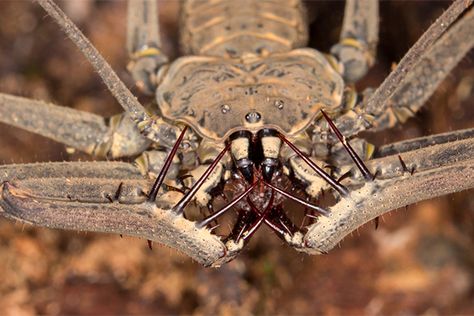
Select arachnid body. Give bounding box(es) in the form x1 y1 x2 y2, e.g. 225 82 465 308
0 0 473 272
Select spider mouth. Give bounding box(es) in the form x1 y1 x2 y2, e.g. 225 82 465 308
202 126 337 246
192 167 329 246
179 126 331 246
147 110 372 250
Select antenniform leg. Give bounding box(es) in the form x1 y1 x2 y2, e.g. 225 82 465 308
36 0 179 147
0 93 150 158
127 0 169 94
0 93 182 178
330 0 378 82
316 1 474 141
367 1 474 131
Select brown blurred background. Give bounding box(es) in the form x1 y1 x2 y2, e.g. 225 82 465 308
0 1 473 315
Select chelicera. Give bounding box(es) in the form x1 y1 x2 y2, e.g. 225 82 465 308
0 0 473 267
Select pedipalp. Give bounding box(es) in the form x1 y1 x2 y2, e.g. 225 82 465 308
0 0 473 268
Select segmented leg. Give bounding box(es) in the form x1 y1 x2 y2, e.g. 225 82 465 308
316 1 473 141
280 133 349 196
0 92 179 177
288 156 332 198
342 129 474 186
0 161 143 182
321 110 372 180
0 93 150 158
174 143 231 213
368 3 474 131
147 126 187 201
0 93 179 178
375 127 474 157
127 0 169 95
197 181 259 228
36 0 179 147
330 0 378 82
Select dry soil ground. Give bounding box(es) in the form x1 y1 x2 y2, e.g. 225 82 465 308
0 1 473 315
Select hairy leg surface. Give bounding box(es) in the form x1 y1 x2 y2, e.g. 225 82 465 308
0 93 150 158
368 3 474 131
0 161 227 267
37 0 179 147
320 0 474 140
302 129 474 254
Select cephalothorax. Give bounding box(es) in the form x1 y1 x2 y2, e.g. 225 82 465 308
0 0 473 267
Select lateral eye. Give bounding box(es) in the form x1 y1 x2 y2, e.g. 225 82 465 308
221 104 231 114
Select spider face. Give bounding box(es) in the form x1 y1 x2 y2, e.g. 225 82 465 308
0 0 472 271
156 49 344 141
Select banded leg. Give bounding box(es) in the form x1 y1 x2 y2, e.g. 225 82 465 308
288 156 332 198
176 142 231 211
330 0 378 82
36 0 179 147
0 93 150 158
127 0 169 95
319 1 474 141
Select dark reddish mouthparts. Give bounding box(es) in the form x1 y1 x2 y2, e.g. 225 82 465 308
147 111 373 246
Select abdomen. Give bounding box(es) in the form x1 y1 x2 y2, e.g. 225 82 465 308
180 0 308 58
